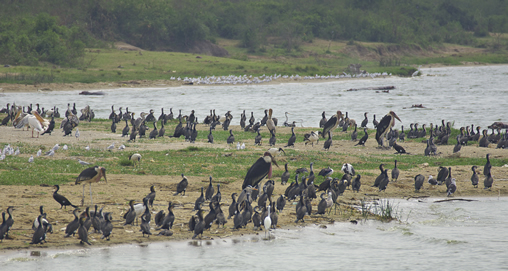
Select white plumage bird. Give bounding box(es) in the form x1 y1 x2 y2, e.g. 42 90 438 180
264 205 272 240
75 128 80 140
85 145 90 151
27 110 49 138
14 147 20 156
28 155 34 163
78 159 91 165
342 163 355 176
63 145 68 151
118 144 125 150
36 149 42 157
106 142 115 151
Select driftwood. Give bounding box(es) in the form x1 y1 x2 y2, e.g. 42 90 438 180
79 91 105 96
346 86 395 92
434 198 477 203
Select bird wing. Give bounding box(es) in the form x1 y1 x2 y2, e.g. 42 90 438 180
14 114 29 129
376 114 392 141
243 157 271 189
76 167 98 184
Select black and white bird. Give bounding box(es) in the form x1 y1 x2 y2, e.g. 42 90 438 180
318 167 334 178
322 111 343 138
174 173 189 196
341 163 355 176
375 111 401 147
242 152 278 189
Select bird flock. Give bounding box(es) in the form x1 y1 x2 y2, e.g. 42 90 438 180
1 102 506 246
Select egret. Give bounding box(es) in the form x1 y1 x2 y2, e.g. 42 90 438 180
264 205 272 240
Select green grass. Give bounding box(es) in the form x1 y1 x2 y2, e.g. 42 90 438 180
1 38 506 85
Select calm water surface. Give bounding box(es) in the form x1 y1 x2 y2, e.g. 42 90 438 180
1 197 507 270
2 65 507 129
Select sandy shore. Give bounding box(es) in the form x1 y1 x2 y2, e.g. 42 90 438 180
0 120 507 252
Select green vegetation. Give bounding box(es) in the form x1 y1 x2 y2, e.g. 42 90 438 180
0 0 507 77
1 119 506 186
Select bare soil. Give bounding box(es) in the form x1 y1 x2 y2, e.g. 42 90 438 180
1 122 507 251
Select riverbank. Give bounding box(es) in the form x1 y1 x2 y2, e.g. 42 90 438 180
1 121 507 251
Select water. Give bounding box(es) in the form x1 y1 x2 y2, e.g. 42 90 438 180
1 65 507 129
2 197 507 270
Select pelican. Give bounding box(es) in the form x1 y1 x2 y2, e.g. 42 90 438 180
375 111 401 147
322 110 343 138
242 152 278 189
75 166 107 206
27 111 49 138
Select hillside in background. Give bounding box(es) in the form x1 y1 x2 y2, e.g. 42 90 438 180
0 0 507 79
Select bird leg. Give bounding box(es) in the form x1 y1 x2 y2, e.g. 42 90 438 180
89 183 93 205
81 184 85 206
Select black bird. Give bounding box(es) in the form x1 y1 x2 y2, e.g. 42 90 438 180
436 166 449 185
295 195 307 223
453 135 462 153
351 124 358 141
319 111 327 128
323 131 332 150
101 213 113 241
484 170 494 189
242 152 278 189
64 209 80 237
32 206 48 231
204 202 217 230
361 112 368 128
228 193 238 219
207 126 214 143
484 153 492 177
205 176 214 201
140 212 152 237
78 217 92 245
41 116 55 135
378 169 390 192
110 118 117 133
352 174 361 192
154 210 165 228
322 110 343 138
255 129 262 145
372 114 378 128
276 195 286 212
286 127 296 147
53 185 78 209
355 128 368 146
372 164 385 187
174 173 188 196
233 203 243 230
227 129 235 144
445 167 453 189
194 187 205 211
158 121 166 137
144 185 156 207
393 142 407 154
414 174 425 192
269 129 276 146
30 215 46 244
471 166 479 188
159 202 175 230
391 160 400 182
375 111 401 147
121 119 130 137
399 125 405 142
75 166 107 205
211 184 222 203
124 200 137 226
281 163 290 185
149 122 158 139
447 179 457 196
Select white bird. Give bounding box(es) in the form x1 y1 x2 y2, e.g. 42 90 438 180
28 156 34 163
75 128 80 139
236 142 241 150
78 159 91 165
14 147 20 156
264 205 272 240
0 154 5 161
85 145 90 151
51 144 60 152
27 111 49 138
63 145 68 151
129 153 142 166
241 143 245 150
45 149 54 157
118 144 125 150
106 142 115 151
36 149 42 157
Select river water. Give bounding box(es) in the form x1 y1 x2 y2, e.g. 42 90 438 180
1 197 507 270
1 65 507 129
1 66 508 270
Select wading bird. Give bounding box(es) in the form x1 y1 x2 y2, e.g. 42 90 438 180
242 152 278 189
375 111 401 147
75 166 107 206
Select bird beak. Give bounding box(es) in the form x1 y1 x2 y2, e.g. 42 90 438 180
272 158 279 168
393 112 401 122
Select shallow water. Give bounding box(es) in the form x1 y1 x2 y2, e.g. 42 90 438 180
2 65 507 129
2 197 507 270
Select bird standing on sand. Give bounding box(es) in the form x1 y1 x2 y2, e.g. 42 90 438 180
75 166 107 206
